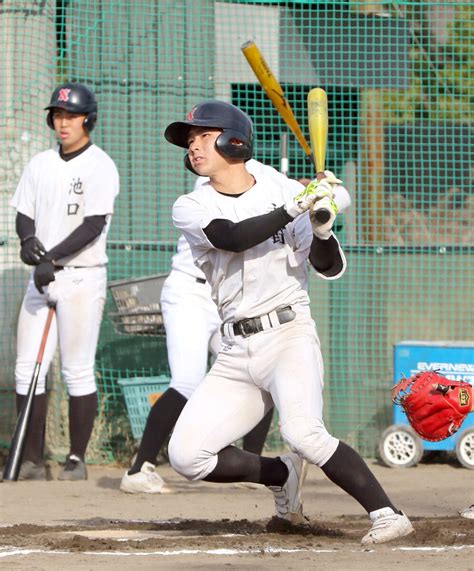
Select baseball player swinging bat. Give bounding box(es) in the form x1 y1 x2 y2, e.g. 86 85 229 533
2 302 56 482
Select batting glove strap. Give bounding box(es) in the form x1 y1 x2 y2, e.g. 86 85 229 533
285 178 334 219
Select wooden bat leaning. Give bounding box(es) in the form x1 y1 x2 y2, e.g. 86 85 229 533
307 87 331 223
241 40 312 158
2 303 56 482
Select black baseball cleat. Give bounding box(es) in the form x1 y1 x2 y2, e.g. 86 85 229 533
18 460 48 481
58 454 88 481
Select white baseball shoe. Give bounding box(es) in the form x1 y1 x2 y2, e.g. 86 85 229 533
120 461 171 494
459 505 474 519
268 452 307 524
361 507 414 546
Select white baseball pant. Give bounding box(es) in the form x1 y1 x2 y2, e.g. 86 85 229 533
160 270 221 399
15 266 106 397
168 306 339 480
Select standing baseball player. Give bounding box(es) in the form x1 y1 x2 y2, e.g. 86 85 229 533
163 100 413 545
10 82 119 481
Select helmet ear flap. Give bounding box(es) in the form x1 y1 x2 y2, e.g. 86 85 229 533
215 130 252 160
184 154 198 174
46 110 54 130
84 111 97 132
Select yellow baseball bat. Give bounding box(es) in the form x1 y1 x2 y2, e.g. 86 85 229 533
307 87 331 223
241 40 312 158
307 87 328 181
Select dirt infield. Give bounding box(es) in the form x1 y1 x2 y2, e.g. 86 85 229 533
1 456 473 569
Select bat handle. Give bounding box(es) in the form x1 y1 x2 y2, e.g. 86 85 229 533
280 131 288 176
312 208 331 224
312 170 331 224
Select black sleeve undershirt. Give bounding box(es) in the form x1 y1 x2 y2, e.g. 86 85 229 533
203 205 293 252
16 212 36 242
16 212 107 261
309 234 344 277
47 215 107 261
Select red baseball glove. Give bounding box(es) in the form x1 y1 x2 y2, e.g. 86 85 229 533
391 370 472 442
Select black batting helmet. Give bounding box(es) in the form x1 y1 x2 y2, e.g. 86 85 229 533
164 100 253 172
45 82 98 131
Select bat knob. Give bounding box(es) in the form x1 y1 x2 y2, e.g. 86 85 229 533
312 208 331 224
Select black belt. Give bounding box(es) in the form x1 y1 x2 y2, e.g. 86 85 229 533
223 306 296 338
196 277 206 284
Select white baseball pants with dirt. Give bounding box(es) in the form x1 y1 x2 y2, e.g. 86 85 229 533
15 266 106 397
168 305 340 480
160 269 222 400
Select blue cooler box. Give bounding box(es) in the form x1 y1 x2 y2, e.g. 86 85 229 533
394 341 474 451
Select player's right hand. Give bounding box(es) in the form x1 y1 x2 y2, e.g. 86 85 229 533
285 178 334 219
20 236 46 266
34 259 56 294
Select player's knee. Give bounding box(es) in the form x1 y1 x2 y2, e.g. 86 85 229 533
168 434 216 481
280 416 339 466
168 380 196 400
15 364 47 395
62 365 97 397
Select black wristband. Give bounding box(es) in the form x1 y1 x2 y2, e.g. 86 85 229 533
20 234 36 246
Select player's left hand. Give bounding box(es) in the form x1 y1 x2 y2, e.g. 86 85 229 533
308 179 339 239
34 259 56 294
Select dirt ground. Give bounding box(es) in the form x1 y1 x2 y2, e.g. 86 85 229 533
1 455 473 570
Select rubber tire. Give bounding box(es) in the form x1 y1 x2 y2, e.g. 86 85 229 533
378 424 424 468
455 427 474 470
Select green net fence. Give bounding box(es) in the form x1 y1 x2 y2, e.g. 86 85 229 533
1 1 473 462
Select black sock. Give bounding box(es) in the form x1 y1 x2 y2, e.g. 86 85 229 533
16 393 47 465
203 446 288 487
321 441 397 514
242 408 274 454
129 388 187 475
68 392 98 460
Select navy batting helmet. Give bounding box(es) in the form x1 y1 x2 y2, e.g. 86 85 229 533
164 100 253 172
45 82 98 131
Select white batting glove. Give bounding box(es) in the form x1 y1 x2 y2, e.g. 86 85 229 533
309 179 339 239
285 178 334 219
310 195 338 240
322 169 343 185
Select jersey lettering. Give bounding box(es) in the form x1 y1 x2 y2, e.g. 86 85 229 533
67 203 80 215
272 228 285 245
67 177 83 216
69 177 83 194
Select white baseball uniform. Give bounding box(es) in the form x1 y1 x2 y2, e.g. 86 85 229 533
168 162 347 480
11 144 119 396
165 160 351 401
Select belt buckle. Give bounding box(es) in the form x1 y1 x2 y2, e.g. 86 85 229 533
238 319 255 338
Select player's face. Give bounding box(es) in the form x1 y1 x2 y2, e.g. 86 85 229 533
52 108 90 153
186 127 228 176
